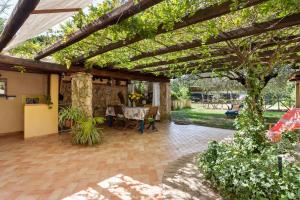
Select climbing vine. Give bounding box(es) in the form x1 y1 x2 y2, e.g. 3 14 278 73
9 0 300 74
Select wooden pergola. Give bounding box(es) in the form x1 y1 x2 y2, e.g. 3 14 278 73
0 0 299 78
0 0 299 138
0 0 297 94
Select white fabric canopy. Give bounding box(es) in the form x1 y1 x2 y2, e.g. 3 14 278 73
4 0 93 51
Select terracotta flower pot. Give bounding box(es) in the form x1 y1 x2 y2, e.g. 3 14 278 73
65 119 73 128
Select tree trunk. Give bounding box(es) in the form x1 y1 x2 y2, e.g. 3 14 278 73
235 67 268 149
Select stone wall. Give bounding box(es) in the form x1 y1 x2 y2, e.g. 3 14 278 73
93 83 127 116
60 81 71 105
60 77 127 117
71 73 93 117
61 74 169 118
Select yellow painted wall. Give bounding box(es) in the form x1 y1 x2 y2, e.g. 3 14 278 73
24 74 59 139
0 70 48 134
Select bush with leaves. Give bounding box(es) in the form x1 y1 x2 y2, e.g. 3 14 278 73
171 79 191 100
72 116 104 146
59 106 104 146
198 132 300 200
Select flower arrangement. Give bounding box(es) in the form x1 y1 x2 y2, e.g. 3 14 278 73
128 92 143 102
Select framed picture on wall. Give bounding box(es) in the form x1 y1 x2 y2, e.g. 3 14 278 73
0 78 7 97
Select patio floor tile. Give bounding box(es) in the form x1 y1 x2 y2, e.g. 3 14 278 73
0 122 233 200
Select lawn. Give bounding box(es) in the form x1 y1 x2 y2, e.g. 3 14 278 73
171 104 285 129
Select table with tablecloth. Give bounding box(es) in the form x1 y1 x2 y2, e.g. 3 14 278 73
105 106 159 133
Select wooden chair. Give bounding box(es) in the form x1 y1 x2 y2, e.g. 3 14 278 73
145 106 158 131
113 105 126 128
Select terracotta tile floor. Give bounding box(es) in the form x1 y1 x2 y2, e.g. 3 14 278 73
0 122 233 200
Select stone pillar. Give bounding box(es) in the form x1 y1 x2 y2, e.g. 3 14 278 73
110 79 119 105
160 82 171 120
296 81 300 108
71 72 93 117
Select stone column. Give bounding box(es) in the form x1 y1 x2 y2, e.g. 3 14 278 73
160 82 171 120
296 81 300 108
110 79 118 105
71 72 93 117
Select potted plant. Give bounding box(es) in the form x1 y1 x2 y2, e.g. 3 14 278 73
59 106 82 128
45 95 53 109
59 106 104 145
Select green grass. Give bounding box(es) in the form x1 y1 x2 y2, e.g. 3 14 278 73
171 104 285 130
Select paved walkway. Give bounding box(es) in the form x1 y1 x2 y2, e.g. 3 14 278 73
0 122 233 200
162 153 222 200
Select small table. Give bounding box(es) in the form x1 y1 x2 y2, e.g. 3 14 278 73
106 106 150 133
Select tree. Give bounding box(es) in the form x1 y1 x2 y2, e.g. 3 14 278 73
0 0 12 31
262 66 295 109
211 35 298 147
171 78 191 100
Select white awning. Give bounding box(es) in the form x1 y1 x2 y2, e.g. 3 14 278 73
4 0 93 51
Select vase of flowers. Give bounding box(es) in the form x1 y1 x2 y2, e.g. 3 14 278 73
128 92 143 107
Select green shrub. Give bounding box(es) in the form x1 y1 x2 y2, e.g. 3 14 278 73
198 134 300 200
171 80 190 100
59 106 104 146
59 106 84 124
72 117 104 146
274 131 300 154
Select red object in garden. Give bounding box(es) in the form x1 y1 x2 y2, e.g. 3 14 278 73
268 108 300 142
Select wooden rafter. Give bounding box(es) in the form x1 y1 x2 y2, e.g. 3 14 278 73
147 57 238 73
0 54 67 73
35 0 165 60
0 64 50 74
130 13 300 62
0 55 169 82
71 0 266 64
89 68 169 82
133 34 300 70
155 53 300 74
0 0 40 52
178 56 300 76
146 44 300 73
32 8 81 14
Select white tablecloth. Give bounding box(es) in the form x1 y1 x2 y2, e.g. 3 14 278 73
106 106 149 120
106 106 160 120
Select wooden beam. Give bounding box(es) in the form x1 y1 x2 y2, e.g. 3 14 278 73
35 0 165 60
147 57 236 73
156 49 300 75
89 68 169 82
130 13 300 61
71 0 266 64
178 56 300 76
135 51 233 71
0 54 66 73
146 44 300 73
32 8 81 14
0 64 50 74
0 55 169 82
0 0 40 52
133 34 300 70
